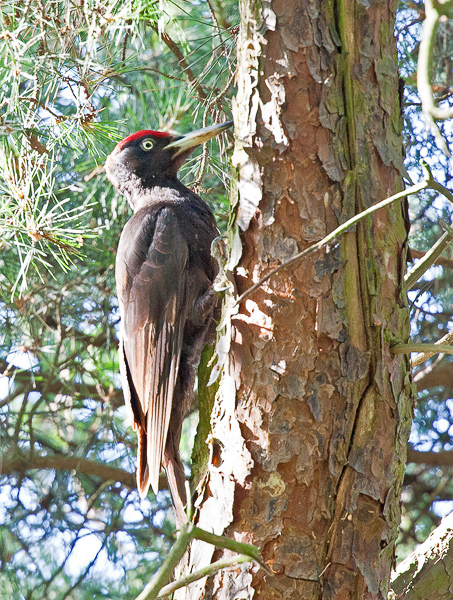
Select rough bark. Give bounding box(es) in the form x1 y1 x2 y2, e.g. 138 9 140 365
178 1 412 599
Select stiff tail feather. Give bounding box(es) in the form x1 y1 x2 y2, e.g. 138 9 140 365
136 426 151 499
136 424 187 527
163 453 187 527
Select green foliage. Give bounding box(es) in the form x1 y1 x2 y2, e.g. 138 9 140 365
0 0 236 597
0 0 236 293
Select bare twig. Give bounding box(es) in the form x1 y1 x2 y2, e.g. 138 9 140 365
206 0 225 46
147 23 207 100
136 524 195 600
235 162 453 306
412 328 453 366
235 177 431 306
391 341 453 361
191 67 235 189
156 555 252 598
192 526 269 571
410 247 453 269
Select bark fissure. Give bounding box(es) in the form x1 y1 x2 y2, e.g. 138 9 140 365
322 376 374 556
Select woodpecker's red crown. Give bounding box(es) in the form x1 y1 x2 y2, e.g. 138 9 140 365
116 130 171 150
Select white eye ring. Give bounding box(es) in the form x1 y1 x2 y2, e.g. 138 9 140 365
141 139 154 151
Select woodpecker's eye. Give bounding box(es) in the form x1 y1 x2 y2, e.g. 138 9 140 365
140 139 154 151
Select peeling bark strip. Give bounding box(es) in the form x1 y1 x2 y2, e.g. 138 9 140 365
177 1 412 599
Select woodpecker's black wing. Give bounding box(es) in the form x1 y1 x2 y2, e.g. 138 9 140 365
116 206 189 498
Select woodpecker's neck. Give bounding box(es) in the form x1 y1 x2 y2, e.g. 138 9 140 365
123 176 189 213
105 159 179 210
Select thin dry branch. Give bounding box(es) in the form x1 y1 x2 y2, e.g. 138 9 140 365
146 23 207 101
135 521 267 600
411 329 453 366
409 247 453 269
235 177 431 306
405 230 453 289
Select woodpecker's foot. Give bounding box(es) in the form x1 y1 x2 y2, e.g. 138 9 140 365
191 288 217 324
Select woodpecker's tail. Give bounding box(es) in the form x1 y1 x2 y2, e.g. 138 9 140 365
136 425 151 499
163 453 188 527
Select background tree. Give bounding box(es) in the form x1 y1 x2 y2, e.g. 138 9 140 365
0 0 452 599
395 0 453 559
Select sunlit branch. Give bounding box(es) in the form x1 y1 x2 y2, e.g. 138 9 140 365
235 163 453 306
391 341 453 362
409 247 453 270
156 555 252 598
417 0 453 155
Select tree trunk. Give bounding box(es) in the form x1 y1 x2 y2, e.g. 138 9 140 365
179 0 412 598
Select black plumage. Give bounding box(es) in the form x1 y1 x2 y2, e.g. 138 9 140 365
105 122 232 523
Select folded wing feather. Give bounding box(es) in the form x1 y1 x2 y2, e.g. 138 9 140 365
116 207 189 497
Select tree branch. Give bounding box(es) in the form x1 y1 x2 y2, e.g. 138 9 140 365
156 555 252 599
1 451 136 488
391 510 453 600
146 23 207 101
409 247 453 270
414 360 453 392
235 177 431 306
405 230 453 290
0 356 124 410
135 521 269 600
407 447 453 466
391 339 453 364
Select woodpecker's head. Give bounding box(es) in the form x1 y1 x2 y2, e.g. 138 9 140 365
105 121 232 201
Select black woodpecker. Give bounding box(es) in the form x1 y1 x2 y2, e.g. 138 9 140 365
105 121 232 524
